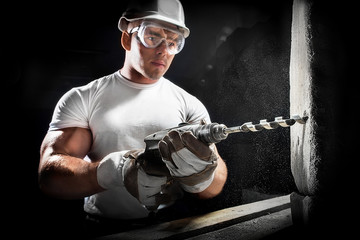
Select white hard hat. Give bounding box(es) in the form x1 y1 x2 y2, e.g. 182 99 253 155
118 0 190 38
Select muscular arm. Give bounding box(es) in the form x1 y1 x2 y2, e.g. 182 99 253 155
196 147 228 199
38 127 104 199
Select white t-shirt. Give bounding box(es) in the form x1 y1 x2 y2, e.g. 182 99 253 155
48 71 211 219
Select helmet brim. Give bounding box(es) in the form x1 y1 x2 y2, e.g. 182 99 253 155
119 14 190 38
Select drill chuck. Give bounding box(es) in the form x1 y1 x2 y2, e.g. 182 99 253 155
192 123 228 143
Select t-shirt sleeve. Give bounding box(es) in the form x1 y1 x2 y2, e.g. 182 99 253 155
185 95 211 124
48 87 90 131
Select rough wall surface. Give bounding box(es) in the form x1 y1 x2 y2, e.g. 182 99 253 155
290 0 355 235
290 0 318 196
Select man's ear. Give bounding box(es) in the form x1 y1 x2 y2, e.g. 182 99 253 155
121 31 132 51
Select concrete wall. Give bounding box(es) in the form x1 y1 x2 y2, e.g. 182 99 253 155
289 0 317 196
289 0 355 236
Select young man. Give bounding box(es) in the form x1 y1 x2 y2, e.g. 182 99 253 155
38 0 227 228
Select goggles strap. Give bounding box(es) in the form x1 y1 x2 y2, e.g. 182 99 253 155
129 26 140 34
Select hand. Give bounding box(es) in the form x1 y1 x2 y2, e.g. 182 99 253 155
97 150 128 189
158 130 218 193
97 150 182 211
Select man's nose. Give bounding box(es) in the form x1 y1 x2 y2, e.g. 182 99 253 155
156 40 168 54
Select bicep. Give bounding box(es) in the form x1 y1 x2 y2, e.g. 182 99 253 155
38 127 100 198
40 127 92 163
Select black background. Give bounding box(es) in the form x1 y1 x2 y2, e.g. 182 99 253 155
4 0 355 239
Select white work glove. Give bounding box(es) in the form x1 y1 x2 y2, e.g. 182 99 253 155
97 150 128 189
158 130 218 193
97 150 182 211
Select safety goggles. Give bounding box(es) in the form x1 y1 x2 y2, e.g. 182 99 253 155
130 21 185 55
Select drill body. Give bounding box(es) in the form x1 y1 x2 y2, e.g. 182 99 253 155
144 122 228 151
139 123 228 176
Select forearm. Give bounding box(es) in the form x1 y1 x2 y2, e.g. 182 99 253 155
38 154 104 199
196 157 227 199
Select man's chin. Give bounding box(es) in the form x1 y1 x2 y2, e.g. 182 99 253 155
146 71 165 81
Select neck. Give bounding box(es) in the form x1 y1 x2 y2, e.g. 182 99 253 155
120 67 159 84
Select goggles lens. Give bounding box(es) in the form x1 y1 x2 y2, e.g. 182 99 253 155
131 21 185 55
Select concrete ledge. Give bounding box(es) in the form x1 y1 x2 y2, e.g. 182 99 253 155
187 208 292 240
97 195 291 240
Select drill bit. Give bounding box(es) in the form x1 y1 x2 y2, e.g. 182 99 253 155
224 114 307 135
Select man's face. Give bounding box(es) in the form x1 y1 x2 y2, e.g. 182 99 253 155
128 21 183 81
131 35 175 81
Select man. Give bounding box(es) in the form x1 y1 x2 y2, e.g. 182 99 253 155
38 0 227 234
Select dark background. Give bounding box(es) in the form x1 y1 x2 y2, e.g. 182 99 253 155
4 0 354 239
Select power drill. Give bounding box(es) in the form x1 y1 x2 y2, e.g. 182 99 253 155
138 115 307 176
